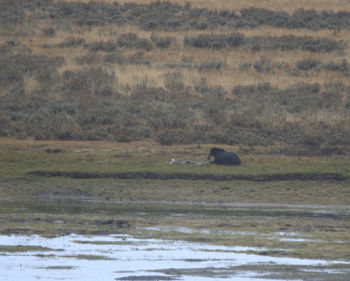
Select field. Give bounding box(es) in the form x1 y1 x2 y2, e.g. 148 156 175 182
0 138 349 265
1 1 350 279
0 138 349 204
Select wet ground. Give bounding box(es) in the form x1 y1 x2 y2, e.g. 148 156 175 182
1 233 349 281
0 200 350 281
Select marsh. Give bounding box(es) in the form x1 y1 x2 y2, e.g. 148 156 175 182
1 200 350 281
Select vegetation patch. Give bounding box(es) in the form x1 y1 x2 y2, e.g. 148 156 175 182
116 276 174 281
154 264 350 281
4 2 350 31
0 245 60 253
28 170 347 182
72 240 135 246
1 1 350 147
185 34 343 52
1 75 349 146
43 266 76 270
63 254 114 260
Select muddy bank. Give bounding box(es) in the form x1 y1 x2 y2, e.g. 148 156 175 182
28 170 347 182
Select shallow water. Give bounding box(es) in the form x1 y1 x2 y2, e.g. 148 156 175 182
0 233 349 281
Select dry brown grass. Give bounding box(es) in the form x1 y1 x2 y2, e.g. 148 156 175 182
20 20 348 92
11 2 349 93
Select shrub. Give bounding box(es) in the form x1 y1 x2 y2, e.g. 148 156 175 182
76 53 99 65
184 33 244 50
297 58 321 70
163 71 186 93
196 61 226 71
301 36 341 52
322 82 347 108
60 68 116 97
127 52 151 65
104 52 150 65
253 57 273 72
158 129 187 145
227 33 244 47
58 37 85 48
165 62 193 69
241 8 289 27
323 59 349 72
117 33 152 51
147 102 191 130
42 27 56 37
184 34 227 49
1 40 31 56
0 55 63 92
232 83 277 101
195 79 227 98
112 127 142 142
103 53 123 64
185 34 341 52
84 41 117 52
150 35 174 48
239 63 252 72
0 0 25 25
53 113 78 140
246 35 342 52
0 58 24 91
10 1 350 32
289 9 320 30
279 83 321 109
193 21 208 30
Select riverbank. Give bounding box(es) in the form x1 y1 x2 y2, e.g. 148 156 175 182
0 138 349 204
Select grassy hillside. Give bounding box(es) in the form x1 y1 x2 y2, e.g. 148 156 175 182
0 0 349 150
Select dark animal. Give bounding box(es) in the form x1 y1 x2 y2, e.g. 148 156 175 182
208 147 241 165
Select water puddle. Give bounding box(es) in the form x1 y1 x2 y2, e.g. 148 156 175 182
0 234 349 281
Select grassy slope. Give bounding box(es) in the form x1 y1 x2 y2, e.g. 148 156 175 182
1 0 350 145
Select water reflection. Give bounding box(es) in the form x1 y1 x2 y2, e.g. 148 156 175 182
0 234 348 281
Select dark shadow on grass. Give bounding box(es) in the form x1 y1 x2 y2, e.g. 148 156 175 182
27 170 347 182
